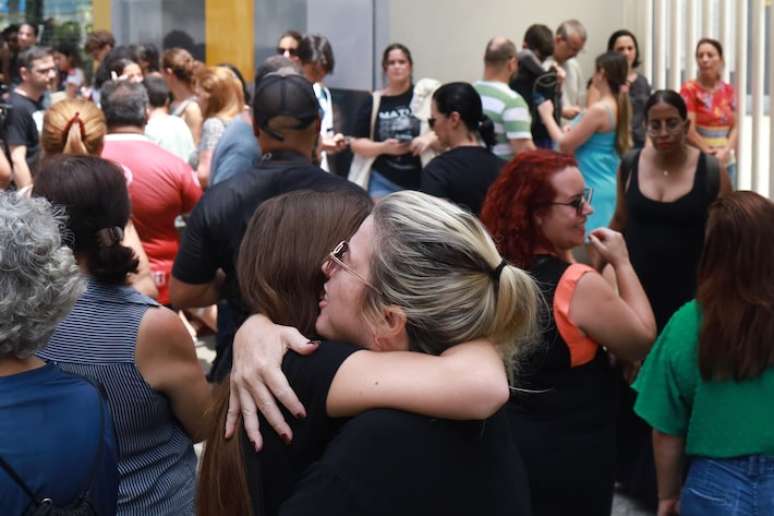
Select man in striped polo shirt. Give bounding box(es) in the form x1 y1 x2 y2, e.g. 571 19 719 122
474 37 534 162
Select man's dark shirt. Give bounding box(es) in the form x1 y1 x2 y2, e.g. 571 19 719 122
510 50 561 147
171 150 368 379
6 90 44 169
279 408 532 516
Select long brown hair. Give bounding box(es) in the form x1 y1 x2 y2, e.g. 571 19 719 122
195 66 244 120
197 190 372 516
596 51 631 156
697 191 774 381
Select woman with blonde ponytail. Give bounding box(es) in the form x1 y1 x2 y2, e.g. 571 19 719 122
538 51 632 233
41 98 157 298
200 190 538 516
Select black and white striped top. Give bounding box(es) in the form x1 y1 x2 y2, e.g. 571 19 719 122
39 280 196 516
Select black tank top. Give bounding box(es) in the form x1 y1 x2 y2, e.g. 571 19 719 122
623 151 716 331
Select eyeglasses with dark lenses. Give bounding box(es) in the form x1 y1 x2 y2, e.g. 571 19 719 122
548 187 593 215
325 241 381 293
276 47 298 57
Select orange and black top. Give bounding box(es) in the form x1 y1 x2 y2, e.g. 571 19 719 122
506 254 619 516
511 254 617 418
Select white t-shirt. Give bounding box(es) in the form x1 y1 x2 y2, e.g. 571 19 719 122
145 114 196 163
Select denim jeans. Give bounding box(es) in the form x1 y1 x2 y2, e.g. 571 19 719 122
367 170 402 198
681 456 774 516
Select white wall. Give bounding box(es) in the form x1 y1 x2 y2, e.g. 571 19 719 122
386 0 640 87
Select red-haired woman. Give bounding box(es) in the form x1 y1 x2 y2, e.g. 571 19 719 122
633 191 774 516
480 149 656 516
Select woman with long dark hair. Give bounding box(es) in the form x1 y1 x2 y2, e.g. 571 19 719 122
480 149 656 516
606 29 651 148
420 81 503 215
538 51 632 233
348 43 439 196
634 191 774 516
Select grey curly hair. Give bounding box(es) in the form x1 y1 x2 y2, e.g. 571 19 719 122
0 192 85 359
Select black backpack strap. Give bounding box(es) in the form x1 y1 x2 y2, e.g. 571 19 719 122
0 455 41 503
79 380 107 499
619 149 641 192
704 153 721 199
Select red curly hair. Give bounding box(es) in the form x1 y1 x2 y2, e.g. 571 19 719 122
480 149 578 268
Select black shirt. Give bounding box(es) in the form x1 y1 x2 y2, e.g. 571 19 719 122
279 408 531 516
354 88 422 190
510 50 561 146
171 151 368 379
6 90 45 169
243 341 358 516
420 146 504 216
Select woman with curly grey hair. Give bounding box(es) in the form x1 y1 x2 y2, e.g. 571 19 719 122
0 192 119 515
32 155 211 516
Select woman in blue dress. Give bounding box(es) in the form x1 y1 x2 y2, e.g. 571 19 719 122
538 51 632 233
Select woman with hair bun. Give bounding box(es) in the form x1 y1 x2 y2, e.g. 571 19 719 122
40 97 157 298
162 47 203 144
33 155 210 516
420 81 504 216
538 51 632 233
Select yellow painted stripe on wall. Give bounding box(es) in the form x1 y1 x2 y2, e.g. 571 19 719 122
205 0 255 85
92 0 112 31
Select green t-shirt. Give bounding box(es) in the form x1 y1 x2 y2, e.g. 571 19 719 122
633 300 774 458
473 80 532 161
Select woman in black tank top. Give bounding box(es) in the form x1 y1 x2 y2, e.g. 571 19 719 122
608 90 730 509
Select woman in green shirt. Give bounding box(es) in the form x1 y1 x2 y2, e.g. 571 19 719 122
633 191 774 516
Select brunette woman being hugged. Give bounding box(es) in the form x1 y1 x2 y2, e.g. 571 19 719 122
480 149 656 516
680 38 737 185
609 89 731 509
538 51 632 233
200 190 538 516
349 43 439 197
162 48 203 144
420 81 504 216
33 155 211 516
634 192 774 516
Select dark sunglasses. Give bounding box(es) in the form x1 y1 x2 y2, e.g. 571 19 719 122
548 187 593 215
276 47 298 57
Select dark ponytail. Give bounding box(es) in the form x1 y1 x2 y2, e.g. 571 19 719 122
32 155 139 284
433 81 496 149
478 116 497 149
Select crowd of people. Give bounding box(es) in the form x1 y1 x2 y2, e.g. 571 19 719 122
0 14 771 516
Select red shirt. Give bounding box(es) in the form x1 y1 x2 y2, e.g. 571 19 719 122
102 134 202 304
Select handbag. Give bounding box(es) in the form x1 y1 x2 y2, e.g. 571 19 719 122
347 91 382 189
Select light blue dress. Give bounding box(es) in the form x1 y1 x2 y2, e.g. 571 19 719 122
573 107 620 233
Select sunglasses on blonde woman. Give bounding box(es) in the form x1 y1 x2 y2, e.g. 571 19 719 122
325 241 382 293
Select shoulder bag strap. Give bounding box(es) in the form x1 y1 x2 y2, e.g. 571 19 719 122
620 149 641 193
369 91 382 140
0 455 40 504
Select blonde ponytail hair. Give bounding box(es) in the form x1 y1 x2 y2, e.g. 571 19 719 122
42 99 106 157
365 191 541 382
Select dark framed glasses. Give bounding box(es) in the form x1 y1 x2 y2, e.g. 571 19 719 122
325 241 381 293
548 187 593 215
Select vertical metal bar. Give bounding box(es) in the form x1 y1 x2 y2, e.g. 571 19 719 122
751 0 766 194
735 0 749 189
655 0 668 89
670 0 683 90
720 0 732 82
643 0 655 85
686 0 698 80
702 0 713 36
